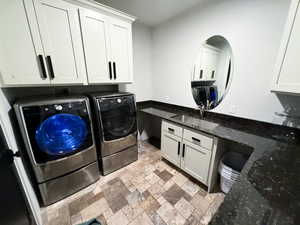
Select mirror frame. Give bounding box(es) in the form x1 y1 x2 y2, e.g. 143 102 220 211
191 34 235 110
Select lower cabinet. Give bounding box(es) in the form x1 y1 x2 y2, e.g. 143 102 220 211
161 120 214 187
181 141 212 184
161 132 181 167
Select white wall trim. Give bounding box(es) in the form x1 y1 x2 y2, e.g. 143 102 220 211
66 0 136 22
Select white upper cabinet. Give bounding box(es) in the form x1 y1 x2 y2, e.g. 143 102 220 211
0 0 135 87
0 0 49 86
79 9 110 83
32 0 86 85
193 45 220 81
80 9 134 84
272 0 300 94
109 18 133 83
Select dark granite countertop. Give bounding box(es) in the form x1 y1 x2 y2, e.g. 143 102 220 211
138 102 300 225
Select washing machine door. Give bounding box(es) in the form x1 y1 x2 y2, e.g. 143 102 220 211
22 101 93 163
98 95 137 141
35 113 87 156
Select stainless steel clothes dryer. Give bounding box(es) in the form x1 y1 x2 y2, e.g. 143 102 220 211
14 96 99 206
90 92 138 175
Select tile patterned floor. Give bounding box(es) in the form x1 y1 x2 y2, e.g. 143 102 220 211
43 142 225 225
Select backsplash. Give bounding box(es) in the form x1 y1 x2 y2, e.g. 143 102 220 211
137 100 300 143
272 94 300 129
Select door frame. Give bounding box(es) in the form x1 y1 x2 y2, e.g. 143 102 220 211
0 92 42 225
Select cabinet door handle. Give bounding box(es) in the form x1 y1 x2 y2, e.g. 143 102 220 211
211 70 215 79
46 56 55 79
168 128 175 133
200 69 203 79
192 137 201 143
109 62 112 80
113 62 117 79
193 66 196 79
38 55 47 79
182 144 185 158
177 142 180 155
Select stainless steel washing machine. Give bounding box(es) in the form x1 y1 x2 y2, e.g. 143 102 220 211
14 96 99 206
90 92 138 175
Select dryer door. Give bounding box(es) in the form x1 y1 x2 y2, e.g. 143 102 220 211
22 101 93 163
98 95 137 141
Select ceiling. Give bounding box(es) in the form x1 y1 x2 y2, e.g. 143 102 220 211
94 0 206 27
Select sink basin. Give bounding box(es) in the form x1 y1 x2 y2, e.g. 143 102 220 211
171 114 199 123
171 114 220 131
171 114 219 130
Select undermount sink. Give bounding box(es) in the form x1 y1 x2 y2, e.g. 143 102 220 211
171 114 200 123
171 114 219 130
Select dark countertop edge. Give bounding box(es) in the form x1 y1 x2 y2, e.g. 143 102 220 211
139 106 271 148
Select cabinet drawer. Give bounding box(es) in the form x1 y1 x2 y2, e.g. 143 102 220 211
162 121 183 137
183 129 213 150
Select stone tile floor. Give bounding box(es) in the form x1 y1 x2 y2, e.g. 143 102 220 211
43 142 225 225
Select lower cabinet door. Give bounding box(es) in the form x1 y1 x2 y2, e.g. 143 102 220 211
161 132 181 167
181 141 212 184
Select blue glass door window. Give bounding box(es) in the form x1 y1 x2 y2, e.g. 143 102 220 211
35 114 88 156
22 101 93 163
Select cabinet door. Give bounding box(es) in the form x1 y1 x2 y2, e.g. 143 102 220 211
79 9 112 84
202 47 219 81
193 53 203 81
109 18 133 83
161 132 181 167
272 0 300 94
33 0 86 85
181 141 212 184
0 0 49 86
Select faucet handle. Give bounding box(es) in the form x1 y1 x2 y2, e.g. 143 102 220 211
196 105 205 118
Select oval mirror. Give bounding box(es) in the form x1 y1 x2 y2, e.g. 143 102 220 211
191 35 233 110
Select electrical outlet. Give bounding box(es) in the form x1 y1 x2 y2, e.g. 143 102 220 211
272 116 284 125
229 105 237 114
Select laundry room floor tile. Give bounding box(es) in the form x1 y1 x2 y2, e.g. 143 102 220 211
43 141 225 225
162 184 192 205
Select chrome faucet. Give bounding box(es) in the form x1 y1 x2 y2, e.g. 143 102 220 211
197 104 205 118
197 100 214 118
